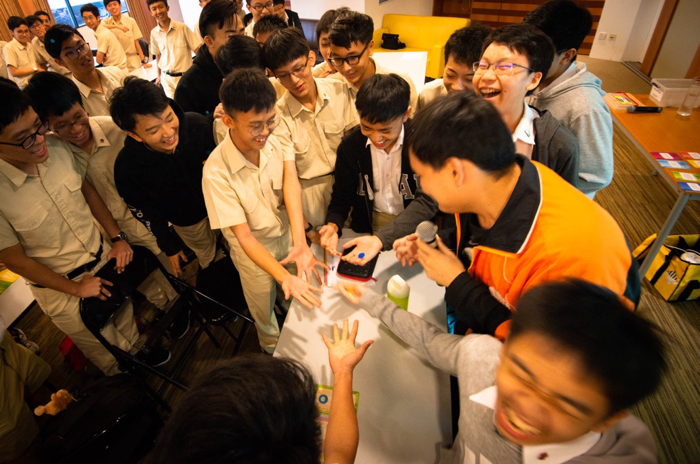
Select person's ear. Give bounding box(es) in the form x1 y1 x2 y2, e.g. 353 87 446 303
525 71 543 92
446 157 465 187
222 113 236 129
308 50 316 66
266 68 275 77
560 48 577 66
591 410 628 433
55 57 66 67
403 106 412 121
203 35 214 49
126 131 142 142
367 40 374 57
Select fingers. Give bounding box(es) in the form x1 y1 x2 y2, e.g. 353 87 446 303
358 339 374 356
349 318 359 343
333 321 340 342
321 332 331 349
179 251 188 263
343 238 358 249
100 278 113 287
312 268 322 286
279 255 291 266
309 284 323 294
342 317 349 340
315 258 331 271
100 285 112 298
436 235 451 253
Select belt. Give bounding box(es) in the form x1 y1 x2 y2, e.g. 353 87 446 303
30 241 104 289
163 71 184 77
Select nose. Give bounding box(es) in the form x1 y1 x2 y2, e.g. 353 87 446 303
453 79 464 91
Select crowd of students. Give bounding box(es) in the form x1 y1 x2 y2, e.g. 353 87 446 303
0 1 667 463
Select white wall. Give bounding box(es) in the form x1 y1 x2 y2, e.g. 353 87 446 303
175 0 200 34
651 0 700 78
294 1 365 20
589 0 662 62
364 0 432 25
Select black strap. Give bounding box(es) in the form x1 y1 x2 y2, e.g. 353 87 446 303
649 248 682 285
677 279 700 301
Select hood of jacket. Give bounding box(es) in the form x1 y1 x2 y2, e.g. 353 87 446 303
192 44 223 80
535 62 604 101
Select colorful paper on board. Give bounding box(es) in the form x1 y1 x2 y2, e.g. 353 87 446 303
651 152 681 160
679 152 700 160
678 182 700 192
672 171 700 182
658 160 691 169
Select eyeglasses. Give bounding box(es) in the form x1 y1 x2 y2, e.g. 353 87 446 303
250 1 274 12
0 121 49 150
272 4 285 12
244 118 277 137
29 23 44 30
63 42 91 61
52 111 89 134
275 57 310 82
472 61 535 75
328 41 370 67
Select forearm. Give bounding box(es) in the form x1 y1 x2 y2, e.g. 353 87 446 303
95 51 106 65
444 272 512 338
283 161 306 246
375 191 439 250
135 39 145 60
324 371 358 464
8 66 36 77
82 179 120 238
234 227 289 283
36 62 48 72
0 247 79 295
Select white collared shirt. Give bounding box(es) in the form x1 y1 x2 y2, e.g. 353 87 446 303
31 36 71 76
94 22 128 71
3 38 36 89
513 102 536 159
469 386 602 464
72 66 127 117
150 20 200 73
368 126 405 215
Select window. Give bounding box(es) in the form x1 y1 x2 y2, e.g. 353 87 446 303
48 0 129 28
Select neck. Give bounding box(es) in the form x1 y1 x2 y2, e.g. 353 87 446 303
229 130 260 166
92 22 100 31
474 164 521 229
355 58 375 89
297 79 318 108
159 17 171 29
501 103 524 134
77 68 101 88
112 12 122 22
75 133 95 153
38 35 45 43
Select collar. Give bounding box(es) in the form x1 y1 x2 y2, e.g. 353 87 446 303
282 78 329 118
69 117 110 156
11 38 28 51
31 36 44 48
158 20 175 33
469 386 601 464
365 125 405 155
72 68 106 98
219 130 272 174
512 102 536 146
0 154 51 187
95 22 105 34
470 156 542 255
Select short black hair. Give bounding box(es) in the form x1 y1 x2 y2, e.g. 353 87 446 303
45 24 84 59
219 68 276 115
24 72 83 121
408 91 517 174
0 77 33 137
523 0 593 61
199 0 237 39
150 355 321 464
146 0 167 8
482 24 555 95
272 0 285 5
252 15 287 39
328 10 373 49
355 74 409 125
80 3 100 19
34 10 50 19
215 35 264 75
510 279 667 416
7 16 28 32
109 76 170 132
25 15 43 28
445 24 491 66
263 28 309 71
315 7 349 38
103 0 121 7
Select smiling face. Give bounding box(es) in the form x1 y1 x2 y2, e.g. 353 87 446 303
494 332 621 446
12 24 31 46
128 106 180 154
329 40 373 87
48 103 91 148
81 12 100 30
443 56 476 93
318 31 332 65
248 0 272 22
223 106 276 155
360 112 407 153
105 1 121 17
472 43 541 120
0 109 49 168
272 53 314 99
55 34 95 76
149 1 170 24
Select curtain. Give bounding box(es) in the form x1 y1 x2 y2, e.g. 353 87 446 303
30 0 55 21
0 0 23 42
125 0 155 49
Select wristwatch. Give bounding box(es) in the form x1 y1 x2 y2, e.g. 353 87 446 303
111 231 128 243
305 223 314 234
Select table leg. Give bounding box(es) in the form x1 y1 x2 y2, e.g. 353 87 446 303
639 193 690 278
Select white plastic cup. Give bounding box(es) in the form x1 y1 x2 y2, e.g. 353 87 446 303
387 275 410 311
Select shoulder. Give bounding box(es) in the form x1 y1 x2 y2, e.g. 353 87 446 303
99 65 128 81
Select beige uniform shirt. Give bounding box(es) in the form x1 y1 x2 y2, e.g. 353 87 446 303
202 132 288 245
94 23 128 71
31 36 71 76
329 58 418 115
417 78 447 112
103 15 142 72
244 19 255 38
64 117 157 249
3 39 36 89
312 61 336 78
0 137 101 276
72 66 127 117
276 77 358 180
150 20 200 74
0 41 7 79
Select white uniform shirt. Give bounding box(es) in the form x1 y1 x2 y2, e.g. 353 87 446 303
369 126 405 215
72 66 127 117
150 20 200 74
417 78 447 112
31 36 71 76
103 15 143 72
3 38 36 89
94 22 128 71
513 102 536 160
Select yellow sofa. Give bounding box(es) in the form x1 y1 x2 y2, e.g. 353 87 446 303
372 14 470 80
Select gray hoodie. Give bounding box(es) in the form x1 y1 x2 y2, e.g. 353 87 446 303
528 62 613 198
358 290 657 464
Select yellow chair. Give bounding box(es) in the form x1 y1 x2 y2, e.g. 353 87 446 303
372 15 470 80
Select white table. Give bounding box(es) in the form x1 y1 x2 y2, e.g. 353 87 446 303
275 232 452 463
0 277 34 326
373 51 428 94
129 60 158 81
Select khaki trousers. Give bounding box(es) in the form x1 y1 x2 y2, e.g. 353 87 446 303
299 175 334 228
173 217 218 269
0 330 51 462
30 246 142 376
160 73 181 99
372 210 398 231
223 228 295 352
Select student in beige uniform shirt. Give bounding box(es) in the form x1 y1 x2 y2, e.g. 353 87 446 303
45 25 128 117
0 80 171 375
24 72 179 310
264 28 358 236
327 11 417 113
3 17 39 89
244 0 274 37
80 4 128 71
202 69 325 353
26 15 72 76
147 0 201 98
311 7 347 79
0 41 8 79
103 0 150 72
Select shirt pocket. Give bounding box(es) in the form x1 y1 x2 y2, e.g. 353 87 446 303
322 120 344 153
292 131 313 174
9 203 51 244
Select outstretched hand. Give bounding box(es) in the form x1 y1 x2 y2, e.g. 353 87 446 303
280 244 329 286
282 274 323 309
335 281 367 305
322 318 373 375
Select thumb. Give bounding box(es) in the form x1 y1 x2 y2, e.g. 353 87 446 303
342 238 358 249
279 255 291 266
180 251 188 262
358 339 374 355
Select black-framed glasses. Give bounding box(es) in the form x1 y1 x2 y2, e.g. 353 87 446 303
472 61 536 75
328 41 370 67
0 121 49 150
63 42 91 61
275 57 310 82
250 1 274 12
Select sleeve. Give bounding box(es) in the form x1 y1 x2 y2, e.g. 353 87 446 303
201 168 248 230
374 189 439 250
150 30 158 58
325 136 358 231
4 44 18 68
273 113 296 163
342 85 359 131
130 17 143 41
550 125 580 189
31 45 46 66
444 271 513 337
96 31 108 54
184 24 202 51
0 212 20 252
570 108 614 195
359 290 465 376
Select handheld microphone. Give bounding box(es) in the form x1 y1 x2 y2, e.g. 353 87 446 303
415 221 438 248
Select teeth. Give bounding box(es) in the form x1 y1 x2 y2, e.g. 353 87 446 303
506 408 541 435
481 88 500 96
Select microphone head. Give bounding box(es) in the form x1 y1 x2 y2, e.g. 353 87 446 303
415 221 438 243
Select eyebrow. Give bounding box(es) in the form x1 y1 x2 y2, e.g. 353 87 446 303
13 118 41 142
